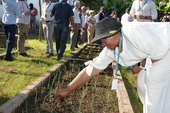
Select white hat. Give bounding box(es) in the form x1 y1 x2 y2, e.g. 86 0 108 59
86 10 90 14
89 10 94 14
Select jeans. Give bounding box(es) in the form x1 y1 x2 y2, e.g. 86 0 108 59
3 24 16 59
54 23 69 59
30 20 36 34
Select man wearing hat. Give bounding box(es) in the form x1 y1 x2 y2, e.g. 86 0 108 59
54 18 170 113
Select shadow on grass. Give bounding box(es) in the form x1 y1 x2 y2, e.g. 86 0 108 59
120 66 143 113
0 97 10 106
8 71 40 77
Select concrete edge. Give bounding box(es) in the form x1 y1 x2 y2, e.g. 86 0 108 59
0 43 87 113
112 62 134 113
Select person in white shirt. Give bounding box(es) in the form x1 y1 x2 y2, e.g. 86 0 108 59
40 0 54 57
81 6 86 30
70 1 81 50
81 6 86 42
85 10 89 21
54 18 170 113
84 10 90 42
121 8 131 25
130 0 157 22
94 10 100 23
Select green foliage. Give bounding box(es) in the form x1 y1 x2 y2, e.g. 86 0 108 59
156 0 170 12
102 0 133 17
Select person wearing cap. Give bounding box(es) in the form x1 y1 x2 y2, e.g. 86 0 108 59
29 3 38 35
40 0 54 57
54 18 170 112
81 6 86 42
87 10 96 43
84 10 90 42
130 0 157 22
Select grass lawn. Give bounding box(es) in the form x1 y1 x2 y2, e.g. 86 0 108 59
120 66 143 113
0 35 82 106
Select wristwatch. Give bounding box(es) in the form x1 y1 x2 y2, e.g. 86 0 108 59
138 62 144 69
145 16 147 19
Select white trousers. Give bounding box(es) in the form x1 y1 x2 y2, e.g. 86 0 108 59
137 50 170 113
43 22 54 53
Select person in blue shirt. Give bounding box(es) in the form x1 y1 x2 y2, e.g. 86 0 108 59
50 0 75 60
2 0 30 61
108 9 115 18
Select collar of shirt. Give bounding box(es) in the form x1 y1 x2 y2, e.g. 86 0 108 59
42 2 54 21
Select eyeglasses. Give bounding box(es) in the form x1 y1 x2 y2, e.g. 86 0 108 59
100 39 105 43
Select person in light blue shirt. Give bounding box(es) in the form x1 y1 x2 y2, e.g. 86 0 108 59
2 0 30 61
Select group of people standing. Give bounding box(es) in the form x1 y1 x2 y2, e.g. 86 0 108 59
1 0 163 62
2 0 38 61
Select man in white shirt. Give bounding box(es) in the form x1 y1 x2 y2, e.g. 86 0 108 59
81 6 86 30
130 0 157 22
121 8 131 25
70 0 81 50
94 11 100 23
54 18 170 113
40 0 54 57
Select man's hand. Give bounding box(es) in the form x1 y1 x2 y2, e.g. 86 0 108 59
40 18 45 22
23 12 31 15
70 16 75 32
50 13 54 17
54 88 71 102
132 64 142 75
131 14 137 19
138 15 145 19
50 21 53 25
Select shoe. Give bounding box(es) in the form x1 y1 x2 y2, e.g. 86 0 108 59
3 57 13 61
47 53 54 57
46 52 49 54
33 33 36 36
19 52 29 57
56 56 60 61
29 33 33 35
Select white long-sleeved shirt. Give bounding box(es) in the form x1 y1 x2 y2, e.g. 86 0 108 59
121 13 131 25
73 7 80 23
94 13 99 23
130 0 157 22
81 12 85 28
41 2 54 22
2 0 25 25
85 22 170 76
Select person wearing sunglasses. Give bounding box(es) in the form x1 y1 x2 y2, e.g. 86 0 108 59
54 18 170 113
